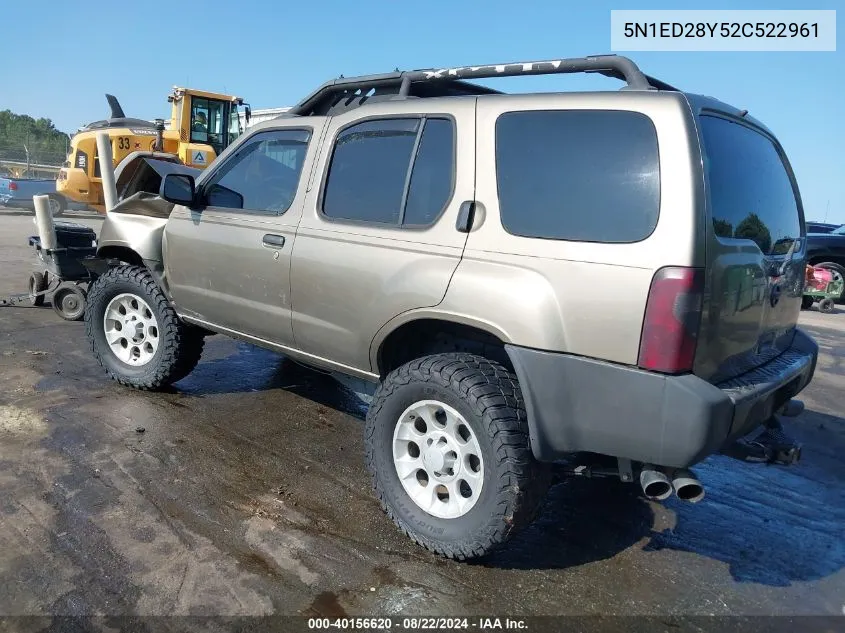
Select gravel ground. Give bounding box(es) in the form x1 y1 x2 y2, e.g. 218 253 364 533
1 207 844 626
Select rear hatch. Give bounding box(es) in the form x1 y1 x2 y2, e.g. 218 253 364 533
692 105 805 384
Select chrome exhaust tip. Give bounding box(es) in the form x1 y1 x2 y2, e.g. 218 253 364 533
640 464 672 501
671 469 705 503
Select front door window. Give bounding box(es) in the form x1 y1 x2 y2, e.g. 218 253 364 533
202 129 312 215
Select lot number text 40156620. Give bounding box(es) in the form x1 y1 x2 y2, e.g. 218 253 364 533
307 617 528 630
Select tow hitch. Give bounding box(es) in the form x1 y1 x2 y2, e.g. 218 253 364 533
723 400 804 466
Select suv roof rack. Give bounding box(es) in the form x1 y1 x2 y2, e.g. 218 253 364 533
287 54 677 117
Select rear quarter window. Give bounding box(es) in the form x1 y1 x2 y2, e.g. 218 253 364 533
495 110 660 243
699 115 801 255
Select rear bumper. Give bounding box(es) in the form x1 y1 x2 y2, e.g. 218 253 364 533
506 328 818 468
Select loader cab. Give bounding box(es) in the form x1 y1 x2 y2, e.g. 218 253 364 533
169 87 250 168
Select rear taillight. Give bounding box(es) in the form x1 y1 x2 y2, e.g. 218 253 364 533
8 182 17 191
638 267 704 374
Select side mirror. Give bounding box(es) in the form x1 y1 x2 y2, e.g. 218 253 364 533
160 173 196 206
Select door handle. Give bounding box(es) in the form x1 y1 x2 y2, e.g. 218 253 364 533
262 234 286 248
456 201 476 233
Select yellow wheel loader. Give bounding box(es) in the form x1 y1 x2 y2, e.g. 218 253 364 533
57 87 251 212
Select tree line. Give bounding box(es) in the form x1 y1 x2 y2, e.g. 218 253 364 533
0 110 71 167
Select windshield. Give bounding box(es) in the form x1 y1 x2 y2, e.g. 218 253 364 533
190 97 228 154
832 225 845 235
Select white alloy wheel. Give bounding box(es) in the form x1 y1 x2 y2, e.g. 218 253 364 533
392 400 485 519
103 293 160 366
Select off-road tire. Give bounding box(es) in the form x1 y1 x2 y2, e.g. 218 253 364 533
801 295 815 310
85 265 205 390
365 353 550 560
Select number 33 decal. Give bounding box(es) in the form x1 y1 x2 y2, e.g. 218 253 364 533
118 137 131 150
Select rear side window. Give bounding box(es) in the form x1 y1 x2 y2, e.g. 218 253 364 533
699 115 801 255
322 117 454 226
404 119 454 226
495 110 660 243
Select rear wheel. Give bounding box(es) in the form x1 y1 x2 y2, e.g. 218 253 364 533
801 295 815 310
47 194 66 217
818 298 836 314
51 285 86 321
85 265 205 390
365 353 549 560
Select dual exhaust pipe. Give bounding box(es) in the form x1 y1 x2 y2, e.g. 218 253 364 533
640 464 704 503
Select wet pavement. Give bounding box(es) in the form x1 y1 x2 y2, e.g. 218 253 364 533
1 208 844 617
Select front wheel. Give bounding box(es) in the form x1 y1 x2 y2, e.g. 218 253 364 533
84 265 205 390
365 353 549 560
28 271 47 306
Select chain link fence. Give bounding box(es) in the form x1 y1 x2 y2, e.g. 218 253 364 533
0 143 68 178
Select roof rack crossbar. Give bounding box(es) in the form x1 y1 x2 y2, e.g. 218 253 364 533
288 54 660 116
399 75 412 97
402 55 652 89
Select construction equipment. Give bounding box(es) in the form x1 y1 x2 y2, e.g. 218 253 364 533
57 87 251 212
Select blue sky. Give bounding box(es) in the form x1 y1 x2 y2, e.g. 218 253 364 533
2 0 842 222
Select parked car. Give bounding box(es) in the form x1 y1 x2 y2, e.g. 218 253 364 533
82 54 817 560
806 221 842 234
0 176 69 215
806 224 845 302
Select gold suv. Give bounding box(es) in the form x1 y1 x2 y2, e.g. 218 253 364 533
85 54 818 559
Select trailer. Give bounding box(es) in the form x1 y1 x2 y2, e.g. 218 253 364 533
24 222 100 320
803 264 843 314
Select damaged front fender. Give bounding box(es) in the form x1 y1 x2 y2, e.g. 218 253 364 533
98 153 201 261
97 155 202 297
98 194 172 263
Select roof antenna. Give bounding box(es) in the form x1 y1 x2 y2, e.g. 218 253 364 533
738 109 748 117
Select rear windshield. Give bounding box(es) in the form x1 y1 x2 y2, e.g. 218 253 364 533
699 115 801 256
495 110 661 243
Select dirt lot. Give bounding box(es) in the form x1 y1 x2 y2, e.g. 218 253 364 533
1 207 844 620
